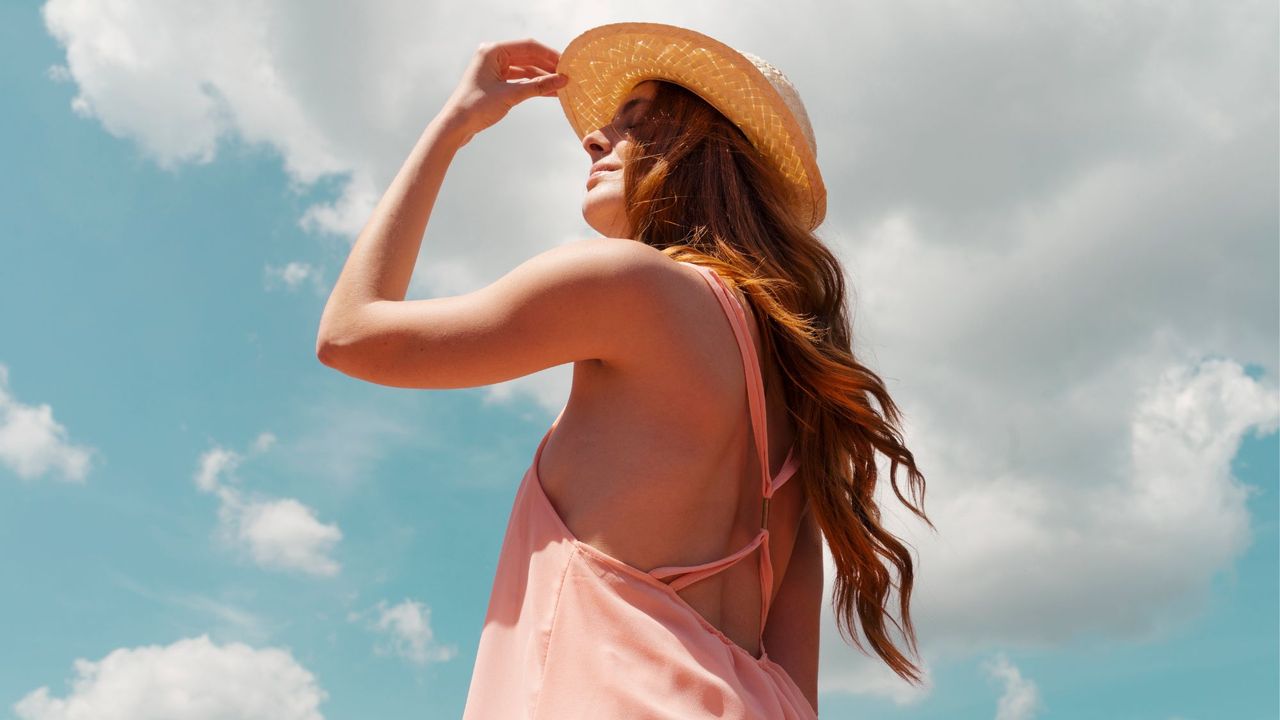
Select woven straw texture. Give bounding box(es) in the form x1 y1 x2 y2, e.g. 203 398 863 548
556 22 827 231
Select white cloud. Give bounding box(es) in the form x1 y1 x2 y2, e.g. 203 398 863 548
264 260 325 293
0 363 97 483
194 436 343 577
349 598 458 665
194 445 240 493
233 495 343 577
12 635 328 720
983 652 1043 720
252 431 277 453
916 357 1275 648
820 357 1277 701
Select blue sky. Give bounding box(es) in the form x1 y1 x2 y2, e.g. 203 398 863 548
2 2 1277 719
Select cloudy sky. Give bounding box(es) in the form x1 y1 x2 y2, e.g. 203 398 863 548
2 1 1276 718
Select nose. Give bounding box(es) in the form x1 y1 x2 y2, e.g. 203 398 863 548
581 125 612 160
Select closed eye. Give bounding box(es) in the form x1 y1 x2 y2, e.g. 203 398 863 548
614 97 651 133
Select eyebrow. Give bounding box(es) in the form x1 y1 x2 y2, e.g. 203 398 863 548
615 97 650 122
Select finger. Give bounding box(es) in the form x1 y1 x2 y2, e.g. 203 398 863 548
504 64 542 80
517 67 567 98
495 53 558 77
493 37 560 62
514 72 569 100
489 54 557 82
486 38 560 71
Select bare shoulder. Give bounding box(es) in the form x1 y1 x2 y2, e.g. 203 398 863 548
545 236 673 277
532 237 696 313
530 237 693 363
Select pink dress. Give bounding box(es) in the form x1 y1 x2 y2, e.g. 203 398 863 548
462 261 817 719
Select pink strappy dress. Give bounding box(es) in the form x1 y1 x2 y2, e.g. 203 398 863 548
462 261 817 719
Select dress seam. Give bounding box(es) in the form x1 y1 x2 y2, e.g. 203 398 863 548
530 543 578 719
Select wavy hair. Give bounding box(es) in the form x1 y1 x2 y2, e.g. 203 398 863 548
618 80 936 684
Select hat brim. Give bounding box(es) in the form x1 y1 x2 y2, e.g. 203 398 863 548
555 22 826 231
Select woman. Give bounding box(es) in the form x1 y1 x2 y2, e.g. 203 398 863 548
317 22 932 719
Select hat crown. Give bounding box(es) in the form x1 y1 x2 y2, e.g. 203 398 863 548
737 51 818 158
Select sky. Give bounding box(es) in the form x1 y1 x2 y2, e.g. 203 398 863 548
1 1 1276 719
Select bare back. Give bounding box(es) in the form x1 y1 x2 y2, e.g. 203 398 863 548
537 258 820 706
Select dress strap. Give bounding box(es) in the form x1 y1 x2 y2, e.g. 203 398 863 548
680 262 776 503
649 529 769 592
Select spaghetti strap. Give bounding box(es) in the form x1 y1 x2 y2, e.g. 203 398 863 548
650 530 769 592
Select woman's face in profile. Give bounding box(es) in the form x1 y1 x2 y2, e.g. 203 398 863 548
580 80 660 239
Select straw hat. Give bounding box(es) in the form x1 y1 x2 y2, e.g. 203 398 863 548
556 22 827 231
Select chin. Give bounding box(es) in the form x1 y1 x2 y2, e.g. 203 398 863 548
582 187 628 238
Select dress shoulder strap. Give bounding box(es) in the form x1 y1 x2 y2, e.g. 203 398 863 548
679 262 799 500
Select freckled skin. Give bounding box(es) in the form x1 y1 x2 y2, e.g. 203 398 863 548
579 80 661 239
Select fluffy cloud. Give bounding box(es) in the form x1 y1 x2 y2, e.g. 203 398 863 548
231 495 343 576
984 653 1043 720
349 598 458 665
0 364 96 483
12 634 328 720
820 357 1277 700
195 432 343 577
264 260 325 293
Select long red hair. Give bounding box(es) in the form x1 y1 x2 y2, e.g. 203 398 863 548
620 80 936 684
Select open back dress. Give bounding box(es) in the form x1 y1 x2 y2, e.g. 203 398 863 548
461 261 817 718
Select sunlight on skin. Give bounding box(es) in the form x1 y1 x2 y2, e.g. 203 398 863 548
580 80 660 239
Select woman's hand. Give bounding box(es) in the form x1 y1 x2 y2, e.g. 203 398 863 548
441 38 567 147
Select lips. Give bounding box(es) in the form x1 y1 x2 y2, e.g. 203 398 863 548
586 164 620 188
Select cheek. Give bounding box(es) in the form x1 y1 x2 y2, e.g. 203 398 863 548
614 139 636 165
